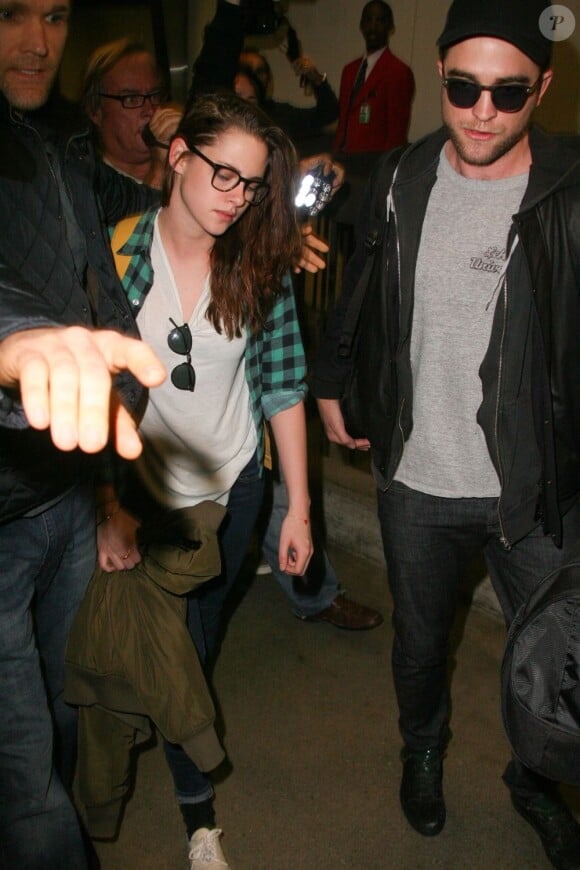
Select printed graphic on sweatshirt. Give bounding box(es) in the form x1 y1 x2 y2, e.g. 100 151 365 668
469 244 506 275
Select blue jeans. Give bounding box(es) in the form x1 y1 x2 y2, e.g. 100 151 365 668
164 454 265 804
0 484 96 869
261 472 338 616
377 481 580 794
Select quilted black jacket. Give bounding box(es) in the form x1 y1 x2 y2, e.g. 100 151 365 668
0 93 157 522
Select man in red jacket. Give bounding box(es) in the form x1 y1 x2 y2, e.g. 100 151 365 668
334 0 414 157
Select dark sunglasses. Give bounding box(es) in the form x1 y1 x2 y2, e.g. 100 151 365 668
442 76 542 113
167 318 195 391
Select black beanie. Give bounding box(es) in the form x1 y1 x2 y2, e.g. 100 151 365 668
437 0 553 68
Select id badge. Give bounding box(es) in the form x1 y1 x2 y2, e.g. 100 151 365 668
359 102 371 124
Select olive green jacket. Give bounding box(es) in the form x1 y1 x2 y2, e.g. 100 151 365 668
65 501 226 839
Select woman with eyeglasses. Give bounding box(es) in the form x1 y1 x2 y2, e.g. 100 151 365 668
96 91 313 868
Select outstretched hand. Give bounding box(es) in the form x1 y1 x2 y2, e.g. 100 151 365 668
0 326 166 458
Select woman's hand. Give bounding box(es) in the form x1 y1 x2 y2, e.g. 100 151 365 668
278 512 313 575
269 403 312 574
97 507 142 572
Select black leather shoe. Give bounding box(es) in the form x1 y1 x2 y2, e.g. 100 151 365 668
400 747 446 836
511 791 580 869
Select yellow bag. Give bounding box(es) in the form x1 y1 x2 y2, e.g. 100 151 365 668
110 213 142 281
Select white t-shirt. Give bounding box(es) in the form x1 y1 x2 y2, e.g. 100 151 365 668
134 214 257 509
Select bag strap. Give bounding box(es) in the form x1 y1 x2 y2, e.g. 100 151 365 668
110 213 142 281
338 147 407 359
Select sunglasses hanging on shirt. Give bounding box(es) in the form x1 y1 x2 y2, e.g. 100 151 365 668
167 318 196 392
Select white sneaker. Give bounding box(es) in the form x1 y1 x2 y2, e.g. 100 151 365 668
255 558 272 576
188 827 229 869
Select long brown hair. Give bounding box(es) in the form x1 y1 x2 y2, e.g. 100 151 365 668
162 92 302 339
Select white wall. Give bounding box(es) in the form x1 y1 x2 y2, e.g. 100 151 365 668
251 0 449 139
188 0 580 138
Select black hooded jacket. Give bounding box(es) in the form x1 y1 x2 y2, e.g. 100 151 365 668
312 126 580 548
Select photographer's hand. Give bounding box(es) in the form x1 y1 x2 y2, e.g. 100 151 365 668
292 56 325 87
299 154 345 197
295 224 329 274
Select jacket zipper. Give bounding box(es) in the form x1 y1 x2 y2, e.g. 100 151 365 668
493 234 522 550
381 179 404 492
387 170 403 339
495 270 510 548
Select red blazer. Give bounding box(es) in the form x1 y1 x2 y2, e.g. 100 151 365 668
334 47 415 154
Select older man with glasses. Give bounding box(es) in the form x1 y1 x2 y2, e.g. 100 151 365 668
82 37 181 187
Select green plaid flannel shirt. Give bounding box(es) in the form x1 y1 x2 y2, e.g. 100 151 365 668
110 208 308 467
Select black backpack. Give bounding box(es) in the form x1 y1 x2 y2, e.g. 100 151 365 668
501 559 580 787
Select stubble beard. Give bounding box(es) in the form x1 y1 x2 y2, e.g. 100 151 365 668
444 121 530 168
2 65 59 112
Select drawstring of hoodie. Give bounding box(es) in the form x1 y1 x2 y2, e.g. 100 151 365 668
485 235 520 312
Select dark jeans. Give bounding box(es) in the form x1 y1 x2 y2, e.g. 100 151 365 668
164 453 265 803
0 484 96 870
377 481 580 795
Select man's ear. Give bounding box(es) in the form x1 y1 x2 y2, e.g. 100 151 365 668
168 137 189 172
88 104 103 128
536 69 553 108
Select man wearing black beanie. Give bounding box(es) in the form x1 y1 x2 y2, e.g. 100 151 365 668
312 0 580 867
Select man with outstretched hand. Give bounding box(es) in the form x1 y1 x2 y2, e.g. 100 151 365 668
0 3 163 867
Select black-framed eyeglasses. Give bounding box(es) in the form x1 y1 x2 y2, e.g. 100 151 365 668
167 318 195 391
98 89 166 109
189 145 270 205
442 76 542 113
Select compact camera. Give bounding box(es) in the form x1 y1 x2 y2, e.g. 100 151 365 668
294 164 336 217
242 0 284 35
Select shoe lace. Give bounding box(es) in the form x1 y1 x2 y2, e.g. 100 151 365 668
188 828 227 865
408 750 443 800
